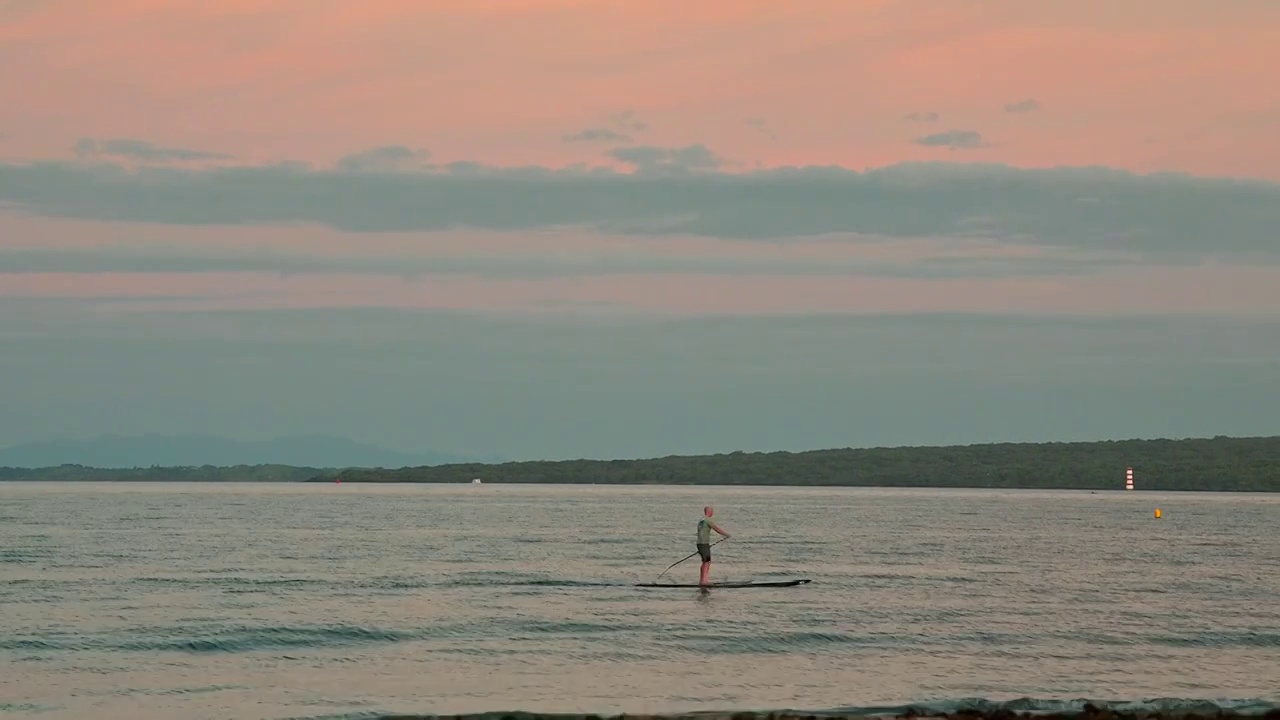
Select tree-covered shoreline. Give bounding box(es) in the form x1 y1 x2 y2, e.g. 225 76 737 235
3 435 1277 491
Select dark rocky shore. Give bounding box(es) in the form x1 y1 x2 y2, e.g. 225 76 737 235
378 704 1280 720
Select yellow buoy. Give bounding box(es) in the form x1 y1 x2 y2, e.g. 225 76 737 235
1154 508 1162 518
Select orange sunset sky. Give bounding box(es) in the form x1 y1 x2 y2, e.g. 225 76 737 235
3 0 1279 317
2 0 1278 178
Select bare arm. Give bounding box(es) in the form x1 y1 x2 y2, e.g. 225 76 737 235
711 523 730 539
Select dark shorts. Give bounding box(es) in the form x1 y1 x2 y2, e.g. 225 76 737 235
696 543 711 562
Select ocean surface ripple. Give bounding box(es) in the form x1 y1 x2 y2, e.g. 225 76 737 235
2 482 1278 720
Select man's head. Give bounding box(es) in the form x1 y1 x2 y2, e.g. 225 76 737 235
704 505 713 517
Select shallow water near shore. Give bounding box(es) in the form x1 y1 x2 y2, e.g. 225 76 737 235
2 482 1278 720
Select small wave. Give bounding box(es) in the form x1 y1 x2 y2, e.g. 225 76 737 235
168 568 614 590
667 629 895 654
441 572 621 589
1048 629 1280 650
122 624 423 653
0 548 53 564
131 575 328 587
518 579 620 587
506 619 641 635
1148 631 1280 649
0 703 57 713
853 573 981 585
81 683 249 698
2 616 647 655
0 623 433 654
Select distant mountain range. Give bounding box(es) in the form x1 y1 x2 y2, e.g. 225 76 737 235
0 434 491 469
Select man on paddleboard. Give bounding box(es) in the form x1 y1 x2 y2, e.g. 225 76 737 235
697 506 731 585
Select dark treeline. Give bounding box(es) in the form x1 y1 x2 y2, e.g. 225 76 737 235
0 464 322 482
3 435 1278 491
322 435 1278 491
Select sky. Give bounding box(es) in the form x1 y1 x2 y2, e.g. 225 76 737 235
2 0 1279 462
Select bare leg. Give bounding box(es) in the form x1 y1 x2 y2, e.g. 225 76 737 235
700 560 710 585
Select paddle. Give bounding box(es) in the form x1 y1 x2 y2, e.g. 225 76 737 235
653 537 727 583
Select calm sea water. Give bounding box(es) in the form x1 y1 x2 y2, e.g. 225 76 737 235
2 482 1278 720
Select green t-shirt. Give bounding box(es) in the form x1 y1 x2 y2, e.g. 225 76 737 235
697 517 713 544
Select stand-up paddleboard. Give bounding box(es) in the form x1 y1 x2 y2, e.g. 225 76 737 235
635 578 811 588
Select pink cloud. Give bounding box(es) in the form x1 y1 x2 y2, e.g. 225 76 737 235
0 212 1107 267
6 209 1275 319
